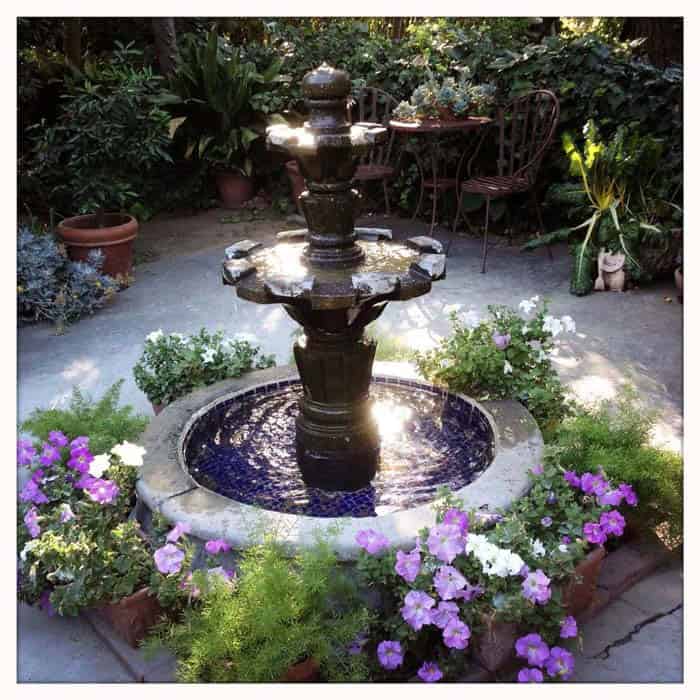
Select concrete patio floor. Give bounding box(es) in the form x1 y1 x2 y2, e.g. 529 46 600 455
17 212 683 682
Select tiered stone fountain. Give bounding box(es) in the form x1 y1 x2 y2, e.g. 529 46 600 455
136 64 543 558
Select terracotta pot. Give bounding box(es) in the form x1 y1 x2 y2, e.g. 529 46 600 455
473 614 518 672
96 587 163 648
562 546 606 616
280 657 320 682
215 171 254 209
58 213 138 286
285 160 306 214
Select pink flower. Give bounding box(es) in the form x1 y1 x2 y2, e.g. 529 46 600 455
560 615 578 639
518 667 544 683
598 489 624 506
443 508 469 535
515 633 550 667
24 506 40 537
39 443 61 467
545 647 575 680
583 521 607 545
166 522 192 543
427 523 465 564
19 479 48 505
85 478 119 504
205 538 231 555
619 483 638 506
356 529 390 555
48 431 69 447
442 617 471 649
417 661 443 682
522 569 551 605
580 472 609 497
531 464 544 476
430 601 459 629
67 448 93 474
492 332 511 350
70 436 89 450
433 565 467 600
563 470 581 488
154 544 185 574
17 439 36 466
600 510 625 537
400 590 435 631
377 641 403 670
395 549 421 583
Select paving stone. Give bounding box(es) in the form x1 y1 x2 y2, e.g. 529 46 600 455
619 563 683 615
18 603 133 683
597 541 673 599
578 598 652 658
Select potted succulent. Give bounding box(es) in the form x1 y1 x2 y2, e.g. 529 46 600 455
132 328 275 413
28 44 175 286
168 31 282 209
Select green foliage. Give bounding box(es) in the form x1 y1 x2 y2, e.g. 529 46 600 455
133 328 276 407
168 30 283 176
552 389 683 542
415 299 572 434
17 226 118 330
21 381 148 455
26 42 174 216
146 538 371 682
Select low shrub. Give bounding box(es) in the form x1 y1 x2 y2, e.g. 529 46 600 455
21 381 149 456
144 538 372 682
133 328 276 407
415 298 574 435
17 226 118 331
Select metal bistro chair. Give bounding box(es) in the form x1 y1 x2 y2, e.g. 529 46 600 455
451 90 560 273
348 87 399 216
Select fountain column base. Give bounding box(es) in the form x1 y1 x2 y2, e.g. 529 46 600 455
293 333 380 491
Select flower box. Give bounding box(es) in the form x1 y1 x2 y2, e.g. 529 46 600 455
96 587 163 648
562 546 606 617
280 657 320 682
472 614 519 672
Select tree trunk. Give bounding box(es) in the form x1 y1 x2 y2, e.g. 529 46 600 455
151 18 178 76
621 17 683 67
63 18 82 69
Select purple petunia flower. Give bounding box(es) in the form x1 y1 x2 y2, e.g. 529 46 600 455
74 473 96 489
377 641 403 670
531 464 544 476
205 538 231 555
67 448 93 474
356 529 390 555
417 661 443 682
24 506 40 538
522 569 552 605
598 489 623 506
154 543 185 575
19 479 48 505
583 521 607 545
38 589 56 617
545 647 575 680
31 469 45 484
546 491 558 505
560 615 578 639
561 535 572 544
443 508 469 535
563 470 581 488
166 522 192 543
541 516 553 528
17 439 36 466
39 443 61 467
518 667 544 683
430 601 459 629
426 523 465 564
85 478 119 504
456 582 484 601
433 565 467 600
619 483 638 507
600 510 626 537
59 503 75 523
48 431 68 447
70 436 89 450
580 472 609 497
395 548 421 583
401 590 435 631
492 331 511 350
442 617 471 649
348 634 368 656
515 633 550 667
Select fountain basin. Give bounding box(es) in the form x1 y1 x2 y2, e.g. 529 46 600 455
136 364 543 560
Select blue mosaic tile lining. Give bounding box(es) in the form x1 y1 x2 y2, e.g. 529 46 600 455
183 378 495 518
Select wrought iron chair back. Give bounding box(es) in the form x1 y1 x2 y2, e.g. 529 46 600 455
349 87 399 168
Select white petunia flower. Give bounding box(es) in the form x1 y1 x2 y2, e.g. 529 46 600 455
542 315 563 337
536 349 548 363
89 453 111 478
170 332 187 343
558 544 569 553
519 299 537 315
522 324 530 335
146 329 164 343
531 538 546 558
561 315 576 333
201 347 217 364
460 310 481 329
111 441 147 467
503 360 513 375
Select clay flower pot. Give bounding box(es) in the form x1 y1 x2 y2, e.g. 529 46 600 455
562 546 606 616
96 587 163 648
215 171 255 209
285 160 306 214
472 614 518 672
280 657 320 682
58 213 138 286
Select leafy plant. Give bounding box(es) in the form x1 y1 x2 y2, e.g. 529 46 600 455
21 381 148 456
168 30 282 176
17 226 118 331
26 42 175 221
415 298 573 435
133 328 276 407
145 537 372 682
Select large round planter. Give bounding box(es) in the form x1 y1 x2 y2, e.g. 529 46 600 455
58 213 138 286
562 546 606 616
215 171 254 209
285 160 306 214
96 587 163 648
